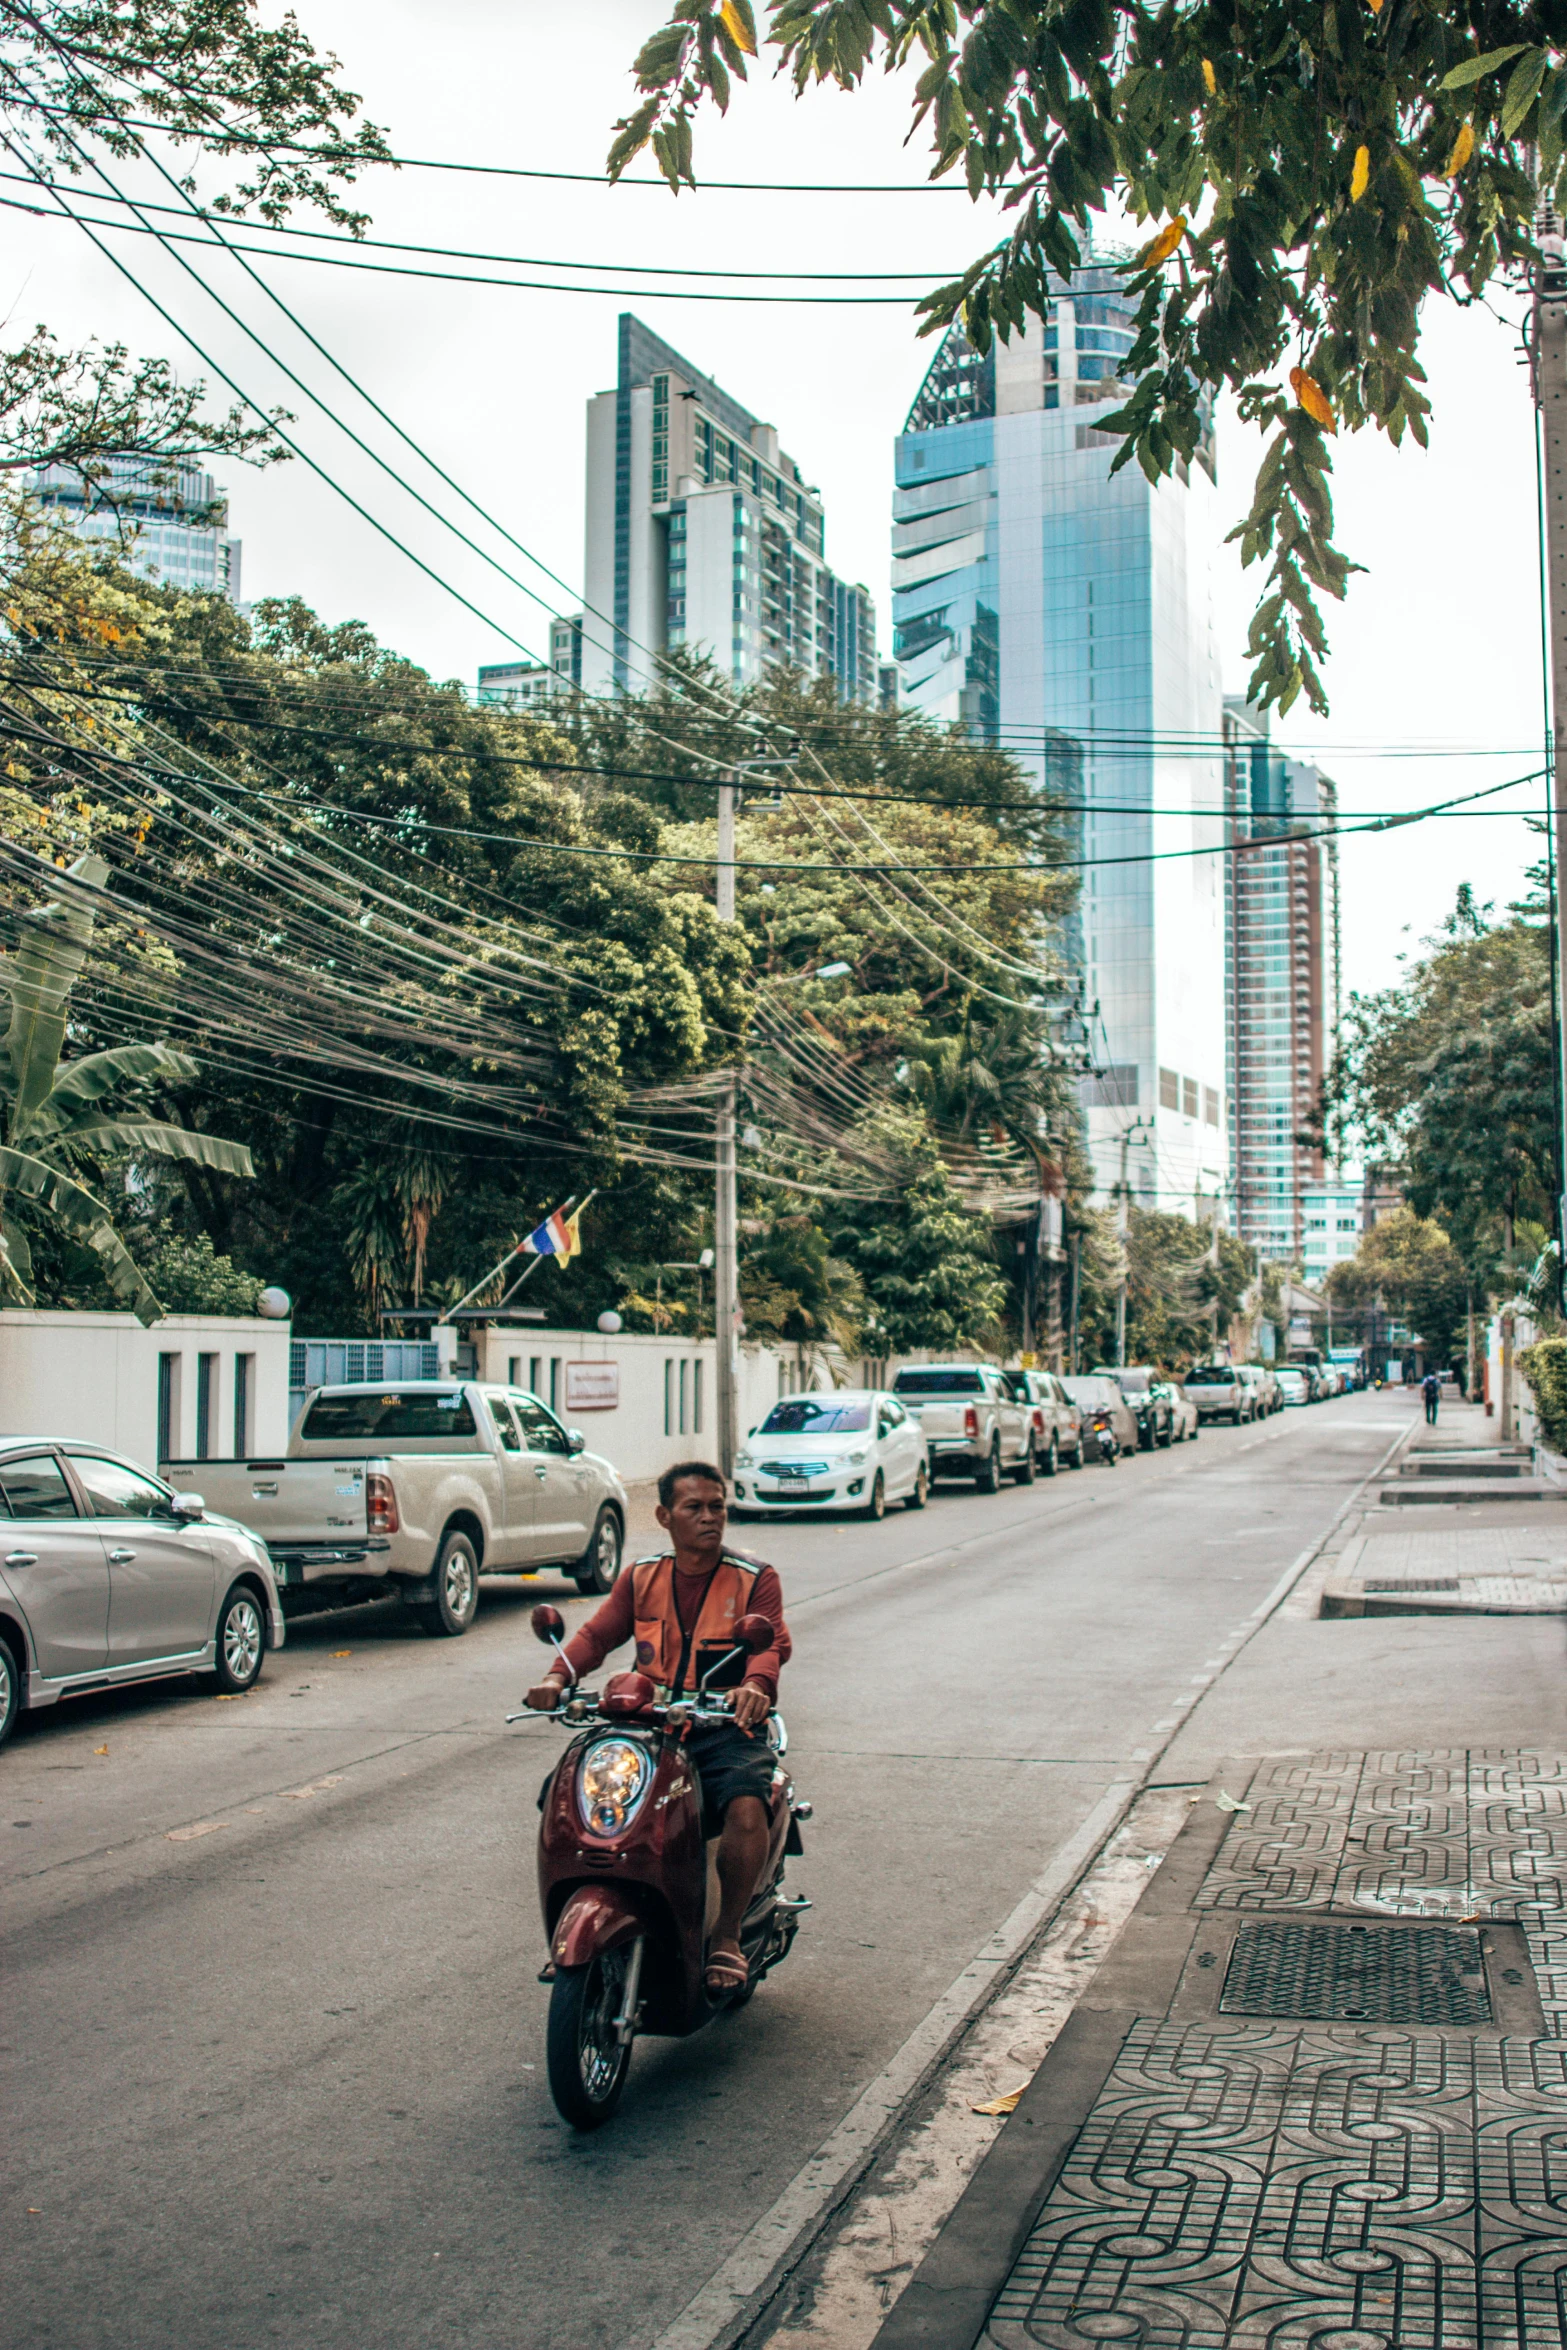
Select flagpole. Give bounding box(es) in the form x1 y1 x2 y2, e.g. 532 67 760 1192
448 1195 581 1318
489 1190 598 1314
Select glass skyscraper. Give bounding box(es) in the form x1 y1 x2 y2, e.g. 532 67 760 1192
894 263 1228 1213
582 314 876 703
29 455 242 600
1222 697 1341 1264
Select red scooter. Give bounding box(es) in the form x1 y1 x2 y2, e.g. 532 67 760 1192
511 1603 812 2129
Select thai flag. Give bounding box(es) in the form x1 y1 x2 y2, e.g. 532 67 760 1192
521 1203 578 1261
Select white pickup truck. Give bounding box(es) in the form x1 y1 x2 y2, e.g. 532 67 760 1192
163 1380 628 1636
888 1364 1033 1490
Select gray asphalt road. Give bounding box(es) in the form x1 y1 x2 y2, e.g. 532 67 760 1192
2 1393 1409 2350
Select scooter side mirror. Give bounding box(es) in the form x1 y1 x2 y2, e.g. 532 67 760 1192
733 1612 773 1654
531 1605 566 1644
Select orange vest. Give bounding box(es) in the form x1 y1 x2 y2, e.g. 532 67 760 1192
630 1552 762 1699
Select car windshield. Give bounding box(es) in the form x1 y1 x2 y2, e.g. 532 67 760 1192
1115 1370 1151 1393
300 1389 477 1439
1062 1378 1110 1406
1192 1366 1235 1382
892 1370 983 1395
760 1400 872 1434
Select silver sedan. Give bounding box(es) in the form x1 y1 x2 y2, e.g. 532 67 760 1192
0 1441 285 1750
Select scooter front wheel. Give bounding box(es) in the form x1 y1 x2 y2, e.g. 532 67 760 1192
546 1950 634 2130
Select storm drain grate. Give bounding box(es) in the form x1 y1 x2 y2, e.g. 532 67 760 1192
1219 1918 1492 2024
1362 1576 1462 1592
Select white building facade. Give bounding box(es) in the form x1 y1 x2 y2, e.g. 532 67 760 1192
582 314 876 703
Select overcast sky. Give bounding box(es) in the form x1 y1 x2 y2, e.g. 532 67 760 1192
1 0 1547 1000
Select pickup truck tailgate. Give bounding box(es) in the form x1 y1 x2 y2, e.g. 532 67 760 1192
163 1458 379 1575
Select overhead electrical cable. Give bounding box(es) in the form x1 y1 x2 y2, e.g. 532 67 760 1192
0 173 961 278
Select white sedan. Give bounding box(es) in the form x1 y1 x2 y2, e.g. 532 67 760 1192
1276 1367 1311 1407
732 1391 929 1521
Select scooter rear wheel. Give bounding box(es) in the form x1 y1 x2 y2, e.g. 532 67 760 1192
546 1950 634 2130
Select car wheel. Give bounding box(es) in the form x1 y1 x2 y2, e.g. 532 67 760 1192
863 1471 886 1521
574 1508 622 1596
975 1439 1001 1494
1014 1441 1036 1486
414 1530 480 1637
905 1464 929 1511
213 1582 265 1693
1158 1418 1174 1448
1069 1441 1085 1469
0 1631 20 1750
1041 1433 1059 1477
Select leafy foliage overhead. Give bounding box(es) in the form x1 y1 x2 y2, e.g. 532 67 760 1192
613 0 1548 713
4 0 389 231
1316 887 1554 1271
0 327 288 503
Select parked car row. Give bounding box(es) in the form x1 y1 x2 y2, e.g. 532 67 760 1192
1 1340 1348 1750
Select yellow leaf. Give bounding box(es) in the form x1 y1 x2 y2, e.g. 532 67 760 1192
1201 57 1216 95
720 0 756 56
94 1743 108 1755
972 2081 1031 2115
1289 366 1337 432
332 1649 352 1657
1366 0 1383 13
1137 214 1187 269
1445 120 1475 176
1350 144 1370 201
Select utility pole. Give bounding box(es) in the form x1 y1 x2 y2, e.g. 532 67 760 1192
1114 1118 1152 1366
1532 215 1567 1278
714 771 739 1482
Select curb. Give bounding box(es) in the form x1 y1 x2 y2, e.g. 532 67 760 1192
646 1414 1416 2350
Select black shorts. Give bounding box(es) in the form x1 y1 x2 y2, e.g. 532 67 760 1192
687 1718 775 1838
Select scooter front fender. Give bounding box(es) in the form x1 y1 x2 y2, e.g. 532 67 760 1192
551 1884 647 1970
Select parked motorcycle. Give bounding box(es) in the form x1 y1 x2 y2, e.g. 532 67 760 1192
1091 1410 1119 1466
512 1603 811 2130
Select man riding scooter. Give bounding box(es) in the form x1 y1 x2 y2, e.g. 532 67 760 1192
525 1458 790 1998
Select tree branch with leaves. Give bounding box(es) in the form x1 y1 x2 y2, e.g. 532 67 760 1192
614 0 1556 712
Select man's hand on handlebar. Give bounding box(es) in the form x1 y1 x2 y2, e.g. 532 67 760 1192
731 1681 771 1732
525 1679 566 1710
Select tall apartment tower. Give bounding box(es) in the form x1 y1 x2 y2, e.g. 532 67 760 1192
1222 697 1341 1264
30 455 242 600
581 314 876 703
893 264 1228 1214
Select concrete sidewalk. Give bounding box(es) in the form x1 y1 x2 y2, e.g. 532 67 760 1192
861 1398 1567 2350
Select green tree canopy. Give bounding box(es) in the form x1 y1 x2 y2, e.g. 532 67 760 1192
1325 1204 1471 1364
616 0 1550 712
1317 889 1554 1274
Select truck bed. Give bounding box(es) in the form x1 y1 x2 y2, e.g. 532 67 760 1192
162 1458 389 1581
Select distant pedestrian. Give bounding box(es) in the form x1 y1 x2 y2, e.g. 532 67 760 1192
1422 1369 1440 1426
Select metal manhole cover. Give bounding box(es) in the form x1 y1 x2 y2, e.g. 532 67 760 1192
1361 1577 1460 1592
1219 1918 1492 2024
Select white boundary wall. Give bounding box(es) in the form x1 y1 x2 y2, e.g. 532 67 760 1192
476 1327 792 1488
0 1310 293 1467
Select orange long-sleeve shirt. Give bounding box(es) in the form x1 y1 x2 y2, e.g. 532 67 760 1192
558 1551 791 1698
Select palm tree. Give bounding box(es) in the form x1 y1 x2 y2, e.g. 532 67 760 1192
0 852 255 1325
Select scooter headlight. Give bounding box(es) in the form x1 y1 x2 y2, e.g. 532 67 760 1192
577 1737 652 1835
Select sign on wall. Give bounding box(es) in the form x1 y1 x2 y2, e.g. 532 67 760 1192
564 1361 620 1412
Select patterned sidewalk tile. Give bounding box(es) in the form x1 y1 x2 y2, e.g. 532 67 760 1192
1194 1752 1567 2038
986 2022 1567 2349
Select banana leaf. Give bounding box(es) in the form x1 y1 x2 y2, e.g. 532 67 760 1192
2 853 108 1131
29 1044 199 1138
0 1146 163 1324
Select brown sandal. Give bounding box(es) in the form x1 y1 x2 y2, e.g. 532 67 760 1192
704 1939 748 1995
